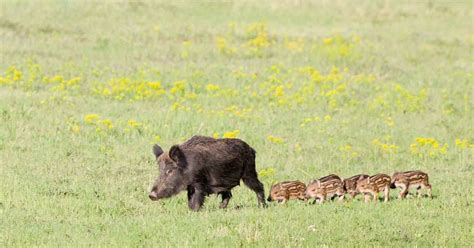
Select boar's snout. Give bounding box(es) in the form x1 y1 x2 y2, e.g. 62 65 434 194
149 185 161 201
149 191 159 201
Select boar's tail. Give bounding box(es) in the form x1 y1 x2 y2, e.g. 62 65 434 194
241 145 258 178
250 147 256 158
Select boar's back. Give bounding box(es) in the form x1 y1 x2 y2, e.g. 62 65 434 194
179 136 255 193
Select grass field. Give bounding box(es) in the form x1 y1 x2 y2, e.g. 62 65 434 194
1 1 473 246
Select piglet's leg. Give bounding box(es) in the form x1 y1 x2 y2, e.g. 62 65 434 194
373 191 378 202
350 192 357 199
337 194 345 202
425 183 432 198
281 191 289 204
416 185 422 198
337 189 345 202
319 195 326 204
398 183 408 199
365 193 371 203
384 186 389 202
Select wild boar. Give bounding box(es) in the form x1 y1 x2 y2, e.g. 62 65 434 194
267 181 307 204
343 174 369 199
148 135 267 211
305 174 345 204
356 173 391 203
390 170 432 199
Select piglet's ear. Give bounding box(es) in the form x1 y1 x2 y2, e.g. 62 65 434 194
169 145 186 165
153 144 164 158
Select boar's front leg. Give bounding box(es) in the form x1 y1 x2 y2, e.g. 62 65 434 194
187 186 195 209
219 191 232 209
187 185 205 211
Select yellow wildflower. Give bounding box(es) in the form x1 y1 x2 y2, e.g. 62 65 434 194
294 143 302 152
267 135 284 144
455 138 472 149
70 125 80 133
6 66 23 82
50 75 64 83
411 137 448 157
372 139 398 154
285 38 304 52
352 35 361 43
323 37 333 45
215 36 236 55
170 80 186 95
147 82 162 90
128 119 142 128
206 84 220 92
274 85 284 97
258 167 276 178
98 119 114 129
246 22 270 48
410 143 418 154
223 130 239 138
384 117 395 127
84 114 100 124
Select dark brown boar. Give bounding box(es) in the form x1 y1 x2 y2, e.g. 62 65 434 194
148 135 267 211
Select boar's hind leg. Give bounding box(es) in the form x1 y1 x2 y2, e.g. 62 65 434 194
243 177 266 208
219 191 232 209
242 154 267 208
242 169 267 208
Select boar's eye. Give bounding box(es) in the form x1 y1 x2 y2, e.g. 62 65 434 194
166 169 173 175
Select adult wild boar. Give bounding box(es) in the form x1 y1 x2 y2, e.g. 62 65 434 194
148 135 267 211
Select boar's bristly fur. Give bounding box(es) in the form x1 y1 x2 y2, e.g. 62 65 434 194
149 135 267 211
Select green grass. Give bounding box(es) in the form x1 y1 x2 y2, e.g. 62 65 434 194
1 0 473 246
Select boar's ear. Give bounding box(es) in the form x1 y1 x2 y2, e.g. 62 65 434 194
169 145 185 165
153 144 164 158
